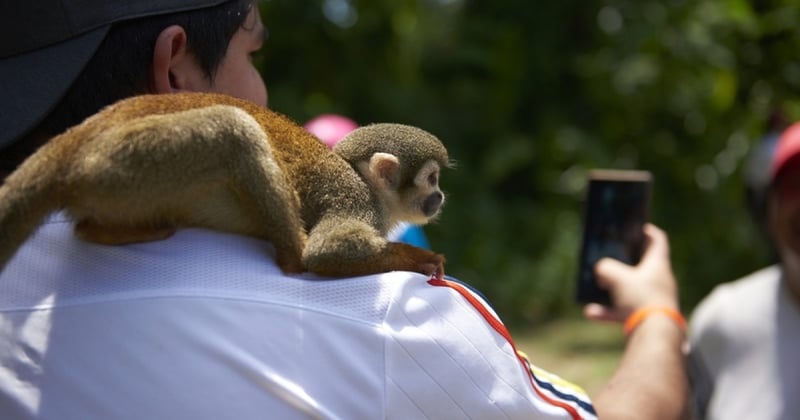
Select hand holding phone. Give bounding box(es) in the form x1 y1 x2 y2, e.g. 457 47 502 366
576 170 652 306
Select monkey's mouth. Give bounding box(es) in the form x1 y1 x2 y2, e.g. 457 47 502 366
422 192 444 217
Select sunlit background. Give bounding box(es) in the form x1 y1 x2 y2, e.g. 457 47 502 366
258 0 798 327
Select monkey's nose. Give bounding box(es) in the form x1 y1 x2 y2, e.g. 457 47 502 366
422 192 443 217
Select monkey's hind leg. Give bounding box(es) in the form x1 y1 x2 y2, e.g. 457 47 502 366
75 220 175 245
200 106 309 273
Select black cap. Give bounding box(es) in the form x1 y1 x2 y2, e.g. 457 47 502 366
0 0 229 148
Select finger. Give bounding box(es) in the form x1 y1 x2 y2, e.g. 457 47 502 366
594 257 630 288
641 223 670 262
583 303 623 323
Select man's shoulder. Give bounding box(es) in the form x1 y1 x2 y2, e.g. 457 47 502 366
711 264 781 301
690 265 780 336
1 216 456 324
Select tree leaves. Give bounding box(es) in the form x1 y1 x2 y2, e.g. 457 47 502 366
260 0 792 325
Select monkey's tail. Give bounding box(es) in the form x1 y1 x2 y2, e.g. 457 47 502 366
0 140 69 274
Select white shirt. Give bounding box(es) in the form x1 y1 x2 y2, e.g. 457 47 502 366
689 265 800 420
0 214 595 419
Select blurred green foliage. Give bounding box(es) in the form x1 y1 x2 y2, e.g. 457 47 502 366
259 0 800 326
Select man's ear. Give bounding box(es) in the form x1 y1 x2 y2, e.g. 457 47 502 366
368 152 400 190
150 25 205 93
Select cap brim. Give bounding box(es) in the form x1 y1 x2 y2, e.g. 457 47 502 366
0 26 108 148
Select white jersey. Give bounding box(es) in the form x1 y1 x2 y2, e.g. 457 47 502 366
0 214 595 419
688 265 800 419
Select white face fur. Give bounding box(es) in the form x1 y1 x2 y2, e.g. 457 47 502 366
360 154 444 227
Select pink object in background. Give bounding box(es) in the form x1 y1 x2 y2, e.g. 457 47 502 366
304 114 359 148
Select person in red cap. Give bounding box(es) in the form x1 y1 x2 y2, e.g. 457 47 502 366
688 122 800 419
0 1 688 418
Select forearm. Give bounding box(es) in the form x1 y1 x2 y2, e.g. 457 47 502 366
593 315 688 420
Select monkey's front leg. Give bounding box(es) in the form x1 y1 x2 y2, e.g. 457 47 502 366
302 217 445 279
381 241 446 279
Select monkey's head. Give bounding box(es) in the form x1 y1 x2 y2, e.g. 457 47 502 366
334 123 451 226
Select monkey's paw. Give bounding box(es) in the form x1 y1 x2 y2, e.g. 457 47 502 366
401 245 445 280
420 255 445 280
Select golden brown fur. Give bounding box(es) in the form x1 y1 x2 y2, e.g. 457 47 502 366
0 92 449 278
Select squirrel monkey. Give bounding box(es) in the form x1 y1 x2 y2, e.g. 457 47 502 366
0 92 450 278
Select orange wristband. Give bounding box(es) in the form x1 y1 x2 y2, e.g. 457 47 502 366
623 306 686 336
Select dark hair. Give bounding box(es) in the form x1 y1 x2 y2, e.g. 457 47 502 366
0 0 254 175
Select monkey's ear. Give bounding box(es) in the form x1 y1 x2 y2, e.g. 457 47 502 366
368 152 401 189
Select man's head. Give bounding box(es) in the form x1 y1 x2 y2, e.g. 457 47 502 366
0 0 265 173
768 122 800 276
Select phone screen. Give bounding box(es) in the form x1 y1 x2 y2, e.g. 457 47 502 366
576 170 652 305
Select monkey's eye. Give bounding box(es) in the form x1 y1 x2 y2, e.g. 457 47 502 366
428 172 438 185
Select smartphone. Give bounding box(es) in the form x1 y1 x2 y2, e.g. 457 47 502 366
576 169 652 305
